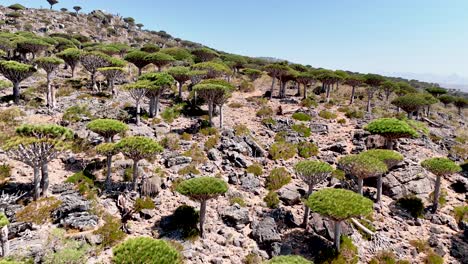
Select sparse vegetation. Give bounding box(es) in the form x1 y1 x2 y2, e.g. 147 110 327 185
246 163 263 176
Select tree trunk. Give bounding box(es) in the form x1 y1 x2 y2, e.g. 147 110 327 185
157 66 161 72
296 82 301 96
71 65 76 78
138 67 142 76
432 175 441 213
350 86 356 105
51 83 56 109
357 178 363 195
199 200 207 238
110 79 116 97
270 77 275 99
13 82 20 105
154 93 160 117
46 74 52 108
208 101 214 127
302 184 313 228
40 163 49 197
131 159 139 191
326 84 331 103
303 83 307 99
407 111 412 119
136 100 141 126
366 92 372 113
376 174 382 204
178 81 183 98
219 105 223 128
33 165 40 201
0 225 8 257
334 220 342 253
386 139 394 150
458 106 462 116
91 72 97 91
105 155 112 191
149 96 155 117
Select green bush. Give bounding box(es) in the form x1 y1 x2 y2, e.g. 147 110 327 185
292 123 311 137
296 141 319 158
256 106 274 117
406 119 429 135
409 239 428 253
274 131 288 142
204 135 219 150
368 250 408 264
229 197 246 207
246 163 263 176
134 196 155 212
264 191 280 208
199 127 218 136
266 167 291 191
93 214 126 248
266 255 313 263
337 118 346 124
16 197 62 225
453 205 468 223
332 169 346 180
180 132 192 141
345 109 365 119
318 236 358 264
239 80 255 92
396 196 424 218
301 97 318 108
318 110 337 120
123 167 133 182
160 134 180 150
178 164 201 175
112 237 182 264
0 213 9 228
423 251 444 264
0 163 11 183
269 142 297 160
43 229 89 264
63 105 93 122
183 144 207 164
292 112 311 121
262 117 277 126
234 124 250 136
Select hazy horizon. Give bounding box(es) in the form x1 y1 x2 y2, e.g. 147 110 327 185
3 0 468 88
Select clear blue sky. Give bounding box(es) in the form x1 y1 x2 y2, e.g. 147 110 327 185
3 0 468 82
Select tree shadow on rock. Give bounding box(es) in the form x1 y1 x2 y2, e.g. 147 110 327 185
153 204 200 241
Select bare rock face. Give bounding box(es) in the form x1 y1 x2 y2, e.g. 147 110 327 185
53 192 99 231
382 163 433 199
219 204 250 227
60 212 99 231
251 217 281 245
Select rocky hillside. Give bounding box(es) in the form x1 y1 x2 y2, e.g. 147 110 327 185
0 4 467 264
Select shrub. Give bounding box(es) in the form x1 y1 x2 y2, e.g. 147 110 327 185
228 102 244 108
63 105 93 122
274 131 288 142
246 163 263 176
318 236 359 264
453 205 468 223
345 109 365 119
239 80 255 92
423 251 444 264
332 169 346 180
396 196 424 218
264 191 280 208
112 237 182 264
409 239 429 253
43 229 89 264
0 163 11 183
269 142 297 160
234 124 250 136
0 212 9 228
297 142 320 158
292 112 311 121
200 127 218 136
301 97 318 108
256 106 274 117
178 164 201 175
318 110 337 119
16 197 62 225
292 123 311 137
229 197 246 207
262 117 277 126
93 214 126 248
134 196 155 212
368 250 402 264
160 134 180 150
406 119 429 135
243 253 262 264
266 167 291 191
180 132 192 141
123 167 133 182
337 118 346 124
204 135 219 150
266 255 313 263
183 144 207 164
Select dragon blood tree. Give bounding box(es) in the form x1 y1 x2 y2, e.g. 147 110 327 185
96 143 119 191
0 60 36 104
421 158 461 213
176 177 228 238
87 118 128 143
306 188 373 252
294 160 334 228
364 118 418 150
339 154 387 196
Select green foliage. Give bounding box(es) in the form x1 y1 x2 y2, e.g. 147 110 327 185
453 206 468 223
243 68 262 81
296 141 319 158
438 95 455 106
266 167 291 191
192 47 220 62
292 123 311 137
332 169 346 180
429 188 448 208
239 80 255 92
87 119 128 139
134 196 155 212
234 124 250 136
200 127 218 136
425 87 447 96
183 144 207 164
421 157 461 176
265 255 313 264
160 134 180 150
306 188 373 221
292 112 312 121
112 237 182 264
423 251 444 264
368 250 410 264
204 135 219 150
116 136 163 161
345 108 365 119
0 60 37 82
94 214 126 248
0 80 12 90
264 191 280 208
269 142 297 160
301 97 318 108
327 236 358 264
176 177 228 200
397 195 424 218
405 119 429 135
63 105 93 122
256 106 274 117
140 43 160 53
361 149 403 168
16 197 62 225
318 110 337 120
8 3 26 10
34 57 64 71
339 154 387 179
145 52 175 69
123 167 134 181
246 163 263 176
229 197 246 207
160 47 193 62
0 212 9 228
0 163 12 183
124 50 150 69
365 118 418 139
391 93 429 114
178 164 201 175
43 229 89 264
65 170 97 199
295 160 334 178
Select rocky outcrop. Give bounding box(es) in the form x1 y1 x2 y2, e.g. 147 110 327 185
382 163 433 199
219 204 250 228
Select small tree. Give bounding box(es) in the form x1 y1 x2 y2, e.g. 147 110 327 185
381 80 398 102
361 149 403 203
56 48 81 78
212 79 235 128
0 60 37 104
124 50 150 76
160 47 193 63
123 80 149 125
364 74 386 112
264 63 290 99
96 143 119 191
73 6 81 14
145 52 175 72
191 62 231 79
344 75 365 105
306 188 373 252
425 87 447 97
266 255 313 264
116 136 163 191
16 38 51 59
0 212 9 257
296 71 316 99
438 94 455 108
454 97 467 116
242 68 262 82
34 57 63 108
421 158 461 213
193 79 232 127
80 51 112 90
4 124 73 199
191 47 219 62
98 67 125 96
364 118 418 149
294 160 334 228
176 177 228 238
112 237 182 264
87 119 128 142
139 72 175 117
140 43 160 53
339 154 387 195
317 71 341 103
391 93 428 119
167 66 190 98
47 0 59 9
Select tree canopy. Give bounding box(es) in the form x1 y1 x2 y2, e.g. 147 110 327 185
112 237 182 264
364 118 418 140
361 149 403 169
265 255 313 264
116 136 163 161
339 154 388 179
87 119 128 141
176 176 228 201
421 158 461 176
